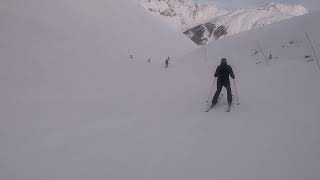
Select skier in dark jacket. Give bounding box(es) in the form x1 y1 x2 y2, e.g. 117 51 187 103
211 58 235 108
165 56 170 68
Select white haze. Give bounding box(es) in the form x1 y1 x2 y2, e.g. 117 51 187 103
1 0 320 180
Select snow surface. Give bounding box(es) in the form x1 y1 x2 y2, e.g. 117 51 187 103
203 0 320 11
1 0 320 180
139 0 308 42
216 2 308 35
138 0 229 31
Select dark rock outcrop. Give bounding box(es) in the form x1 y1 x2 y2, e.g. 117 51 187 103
160 9 176 17
214 25 227 40
184 22 227 45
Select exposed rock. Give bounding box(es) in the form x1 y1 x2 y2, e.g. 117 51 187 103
139 0 308 45
214 25 227 40
148 8 157 13
160 9 176 17
183 22 227 45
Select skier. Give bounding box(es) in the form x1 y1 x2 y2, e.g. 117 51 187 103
148 58 151 63
210 58 235 111
130 54 134 60
165 56 170 68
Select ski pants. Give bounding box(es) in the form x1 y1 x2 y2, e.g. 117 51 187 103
212 81 232 106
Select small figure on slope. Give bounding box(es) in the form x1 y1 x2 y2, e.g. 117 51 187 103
165 56 170 68
210 58 235 112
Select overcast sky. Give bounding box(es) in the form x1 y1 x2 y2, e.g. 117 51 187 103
197 0 320 10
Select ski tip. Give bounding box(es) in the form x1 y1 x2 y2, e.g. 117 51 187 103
205 108 212 112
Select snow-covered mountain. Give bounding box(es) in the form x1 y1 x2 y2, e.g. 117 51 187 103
1 0 320 180
139 0 309 45
138 0 228 31
0 0 195 177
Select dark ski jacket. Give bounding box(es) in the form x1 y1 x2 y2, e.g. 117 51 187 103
214 61 235 85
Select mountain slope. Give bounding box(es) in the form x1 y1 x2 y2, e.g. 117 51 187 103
0 0 194 63
0 1 195 178
1 1 320 180
176 11 320 179
139 0 309 45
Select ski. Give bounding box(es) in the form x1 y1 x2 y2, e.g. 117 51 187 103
206 105 231 112
205 105 214 112
205 93 223 112
225 106 231 112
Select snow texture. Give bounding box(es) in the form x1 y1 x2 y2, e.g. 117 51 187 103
1 0 320 180
139 0 309 44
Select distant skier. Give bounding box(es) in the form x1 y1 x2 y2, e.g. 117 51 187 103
210 58 235 110
130 54 134 60
165 56 170 68
269 53 272 60
148 58 151 63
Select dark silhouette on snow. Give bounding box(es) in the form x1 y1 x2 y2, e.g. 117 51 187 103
165 56 170 68
211 58 235 108
148 58 151 63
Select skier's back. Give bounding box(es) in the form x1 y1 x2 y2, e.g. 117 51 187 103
211 58 235 109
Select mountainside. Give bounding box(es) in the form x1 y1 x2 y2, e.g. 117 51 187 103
0 1 195 178
1 0 320 180
0 0 194 64
139 0 309 45
138 0 228 31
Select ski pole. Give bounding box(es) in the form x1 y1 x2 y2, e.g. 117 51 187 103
206 78 216 103
233 79 240 105
305 32 320 71
257 41 269 65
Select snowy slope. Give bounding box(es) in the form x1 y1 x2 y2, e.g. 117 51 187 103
138 0 228 31
0 0 194 63
139 0 308 45
0 0 195 178
302 0 320 10
1 0 320 180
212 3 308 36
176 11 320 179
